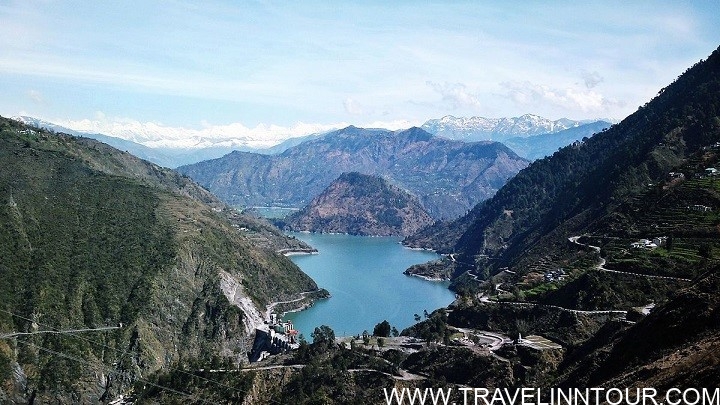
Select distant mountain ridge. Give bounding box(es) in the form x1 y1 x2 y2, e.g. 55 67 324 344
11 116 331 168
280 172 434 236
16 114 607 168
12 115 182 166
178 126 529 219
422 114 598 142
503 120 611 160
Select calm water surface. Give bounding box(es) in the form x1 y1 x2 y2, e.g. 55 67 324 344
285 233 455 337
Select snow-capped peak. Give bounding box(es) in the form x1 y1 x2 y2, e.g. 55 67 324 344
421 114 584 142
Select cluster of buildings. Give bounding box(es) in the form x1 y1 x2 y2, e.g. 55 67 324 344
703 142 720 151
630 236 667 250
248 313 300 362
544 269 567 282
667 168 716 212
692 167 719 178
670 166 719 180
269 313 299 342
689 204 713 212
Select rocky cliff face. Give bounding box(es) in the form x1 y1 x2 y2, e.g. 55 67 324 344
178 127 529 220
281 172 434 237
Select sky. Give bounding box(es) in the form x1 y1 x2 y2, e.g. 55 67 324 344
1 1 719 147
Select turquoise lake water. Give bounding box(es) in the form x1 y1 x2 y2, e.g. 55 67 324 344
284 232 456 337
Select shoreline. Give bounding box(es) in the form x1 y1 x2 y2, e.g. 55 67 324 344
266 289 332 320
402 244 439 253
404 272 449 282
276 248 319 256
278 301 316 317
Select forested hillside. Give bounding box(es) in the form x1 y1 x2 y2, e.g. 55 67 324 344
401 45 720 391
0 118 319 403
459 47 719 269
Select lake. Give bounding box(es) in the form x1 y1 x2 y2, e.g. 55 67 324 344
284 232 456 337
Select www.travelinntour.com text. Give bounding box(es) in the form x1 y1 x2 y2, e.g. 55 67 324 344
383 387 720 405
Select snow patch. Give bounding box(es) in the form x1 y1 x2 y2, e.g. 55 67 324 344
422 114 582 141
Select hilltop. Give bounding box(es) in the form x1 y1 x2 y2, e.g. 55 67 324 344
279 172 434 237
178 127 528 220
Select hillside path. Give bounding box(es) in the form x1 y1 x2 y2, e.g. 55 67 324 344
568 236 692 282
265 291 317 321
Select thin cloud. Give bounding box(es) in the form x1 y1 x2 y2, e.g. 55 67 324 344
362 119 417 131
26 89 45 104
343 98 364 115
500 80 625 113
56 113 348 149
426 81 482 110
581 71 604 89
0 56 288 105
53 113 419 149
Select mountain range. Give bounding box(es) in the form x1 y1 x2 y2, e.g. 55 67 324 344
177 126 529 220
503 120 611 160
14 114 610 169
421 114 608 142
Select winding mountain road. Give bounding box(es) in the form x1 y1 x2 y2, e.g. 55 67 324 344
265 291 318 321
568 236 692 282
